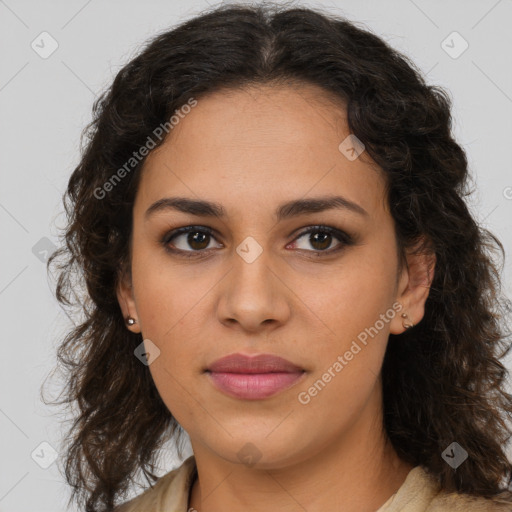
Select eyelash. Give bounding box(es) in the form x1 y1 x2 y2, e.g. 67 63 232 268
161 225 355 259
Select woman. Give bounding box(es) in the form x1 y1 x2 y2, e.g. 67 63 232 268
46 3 512 511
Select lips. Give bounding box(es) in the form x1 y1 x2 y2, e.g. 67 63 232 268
207 353 304 374
206 353 306 400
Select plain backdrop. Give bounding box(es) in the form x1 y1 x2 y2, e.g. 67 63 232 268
1 0 511 510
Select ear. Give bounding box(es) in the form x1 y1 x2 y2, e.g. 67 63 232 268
390 239 436 335
116 263 141 334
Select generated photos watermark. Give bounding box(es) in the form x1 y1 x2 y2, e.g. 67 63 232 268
93 97 198 200
297 301 403 405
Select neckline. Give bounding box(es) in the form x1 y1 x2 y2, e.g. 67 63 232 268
181 456 430 512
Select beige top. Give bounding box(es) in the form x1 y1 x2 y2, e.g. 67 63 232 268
117 455 511 511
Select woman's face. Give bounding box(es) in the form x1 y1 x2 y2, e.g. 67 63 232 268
118 83 426 469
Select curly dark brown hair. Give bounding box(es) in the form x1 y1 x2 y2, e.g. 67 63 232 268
44 2 512 510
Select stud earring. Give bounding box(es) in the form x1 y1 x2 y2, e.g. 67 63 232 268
401 312 414 329
126 316 137 326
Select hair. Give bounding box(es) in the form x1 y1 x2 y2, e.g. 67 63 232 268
45 1 512 510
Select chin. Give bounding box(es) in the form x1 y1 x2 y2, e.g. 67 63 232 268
205 435 311 471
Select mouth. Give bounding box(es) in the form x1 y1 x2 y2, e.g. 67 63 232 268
205 353 306 400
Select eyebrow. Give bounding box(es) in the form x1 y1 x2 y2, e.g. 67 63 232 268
144 195 369 222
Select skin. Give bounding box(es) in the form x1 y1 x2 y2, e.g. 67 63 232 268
117 82 435 512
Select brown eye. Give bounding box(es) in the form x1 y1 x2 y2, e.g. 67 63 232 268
186 231 210 250
290 226 354 255
163 226 222 255
307 231 332 251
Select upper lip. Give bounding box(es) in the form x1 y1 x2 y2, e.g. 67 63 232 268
207 353 304 374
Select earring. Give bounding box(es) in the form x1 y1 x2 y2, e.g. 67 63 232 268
126 316 137 326
401 312 414 329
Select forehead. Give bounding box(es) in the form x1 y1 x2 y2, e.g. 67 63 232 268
166 82 350 152
136 83 387 219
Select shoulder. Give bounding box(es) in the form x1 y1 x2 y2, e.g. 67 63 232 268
412 467 512 512
114 455 197 512
379 465 512 512
421 467 511 511
427 491 512 511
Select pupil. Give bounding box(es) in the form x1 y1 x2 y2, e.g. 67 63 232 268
189 232 209 250
311 232 331 250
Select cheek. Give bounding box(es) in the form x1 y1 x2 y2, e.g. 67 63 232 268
131 243 215 340
294 244 398 346
290 238 398 408
294 356 383 449
147 357 202 428
130 249 208 399
292 257 397 428
134 283 207 426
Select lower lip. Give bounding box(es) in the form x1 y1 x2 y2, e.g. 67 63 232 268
207 371 305 400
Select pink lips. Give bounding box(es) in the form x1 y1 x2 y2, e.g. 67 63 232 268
206 353 305 400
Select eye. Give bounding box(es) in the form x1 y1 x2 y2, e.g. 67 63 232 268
162 226 222 257
288 225 354 255
161 224 354 258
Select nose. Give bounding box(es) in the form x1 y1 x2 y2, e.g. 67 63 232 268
216 244 291 334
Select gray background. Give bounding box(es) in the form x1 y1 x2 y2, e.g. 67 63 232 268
1 0 511 510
